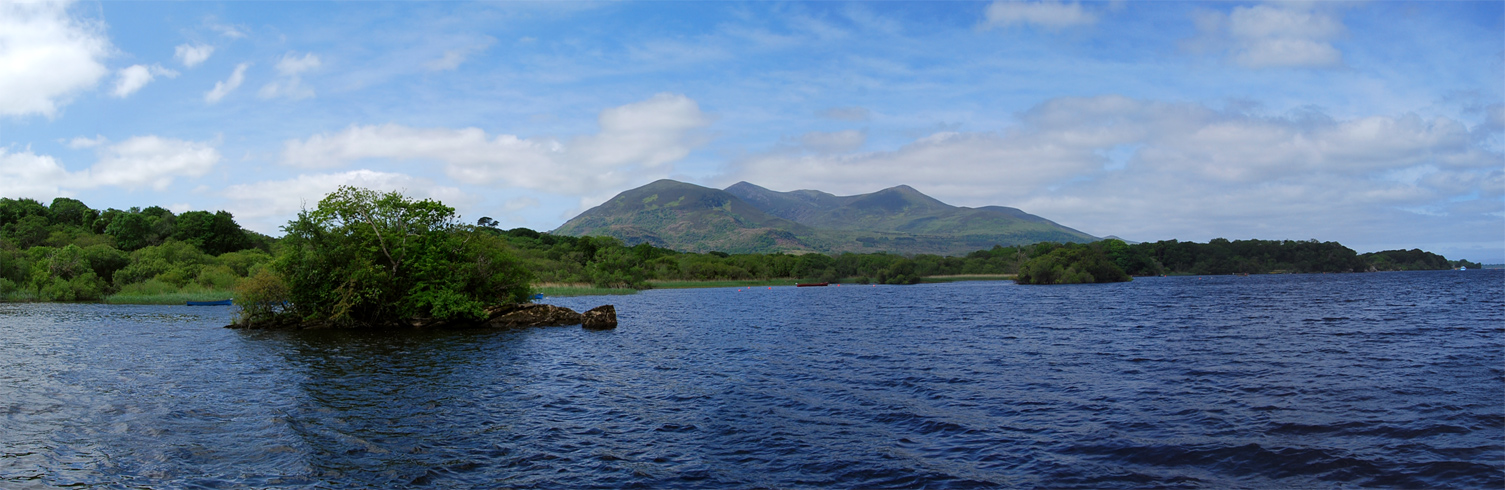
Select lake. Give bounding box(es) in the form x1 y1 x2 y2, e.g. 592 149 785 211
1 271 1501 488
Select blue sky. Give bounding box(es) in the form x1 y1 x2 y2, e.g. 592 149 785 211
2 1 1502 261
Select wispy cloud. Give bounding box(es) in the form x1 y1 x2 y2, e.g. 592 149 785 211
111 64 178 98
175 43 215 67
206 18 247 39
424 39 494 71
984 0 1098 29
205 62 250 104
819 106 871 121
259 52 320 100
1188 3 1347 69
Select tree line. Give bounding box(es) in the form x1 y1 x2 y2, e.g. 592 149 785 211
1 191 1479 306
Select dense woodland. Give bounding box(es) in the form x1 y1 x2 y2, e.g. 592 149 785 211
0 194 1482 304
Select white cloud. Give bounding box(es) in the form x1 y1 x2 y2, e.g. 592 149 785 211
221 170 471 234
426 50 469 71
726 95 1503 249
111 64 178 98
0 1 112 117
174 43 214 67
85 136 220 190
280 93 712 194
2 135 220 197
1193 4 1346 69
259 52 319 99
984 0 1097 29
205 62 249 103
67 134 107 149
0 148 74 199
274 51 321 75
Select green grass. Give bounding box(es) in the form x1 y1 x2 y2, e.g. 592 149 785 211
104 290 237 305
535 285 639 297
647 279 812 289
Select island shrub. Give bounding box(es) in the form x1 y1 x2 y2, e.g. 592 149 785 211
273 186 534 326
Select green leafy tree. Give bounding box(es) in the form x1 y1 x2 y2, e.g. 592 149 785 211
47 198 97 228
274 186 533 326
104 210 156 251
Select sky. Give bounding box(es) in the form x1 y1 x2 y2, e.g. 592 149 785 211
1 1 1502 262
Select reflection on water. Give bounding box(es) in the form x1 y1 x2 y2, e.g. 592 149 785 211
1 271 1502 488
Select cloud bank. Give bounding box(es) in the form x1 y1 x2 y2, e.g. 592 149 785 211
280 93 711 194
0 136 220 199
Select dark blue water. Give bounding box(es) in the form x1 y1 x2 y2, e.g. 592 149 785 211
2 271 1501 489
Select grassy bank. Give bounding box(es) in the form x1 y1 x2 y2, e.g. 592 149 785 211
919 274 1016 283
106 291 237 302
647 279 810 289
99 280 237 305
103 290 237 305
534 283 639 297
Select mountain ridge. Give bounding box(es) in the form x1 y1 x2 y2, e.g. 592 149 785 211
552 179 1096 255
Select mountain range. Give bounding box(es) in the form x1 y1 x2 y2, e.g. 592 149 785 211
551 179 1096 255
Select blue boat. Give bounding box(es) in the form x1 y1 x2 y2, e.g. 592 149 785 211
186 299 233 306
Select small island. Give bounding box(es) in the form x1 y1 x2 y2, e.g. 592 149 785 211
230 186 614 330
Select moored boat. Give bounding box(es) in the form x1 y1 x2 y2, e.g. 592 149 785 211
186 299 233 306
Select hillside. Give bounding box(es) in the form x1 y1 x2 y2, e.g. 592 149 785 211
553 180 1097 255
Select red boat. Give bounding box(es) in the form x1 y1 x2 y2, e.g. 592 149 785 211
795 282 829 287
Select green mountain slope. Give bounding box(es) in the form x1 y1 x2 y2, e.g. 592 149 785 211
553 179 1097 255
550 180 816 254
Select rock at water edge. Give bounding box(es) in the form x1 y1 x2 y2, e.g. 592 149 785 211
486 304 583 328
582 305 617 330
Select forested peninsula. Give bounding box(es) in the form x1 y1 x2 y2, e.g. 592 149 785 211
1 189 1481 308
